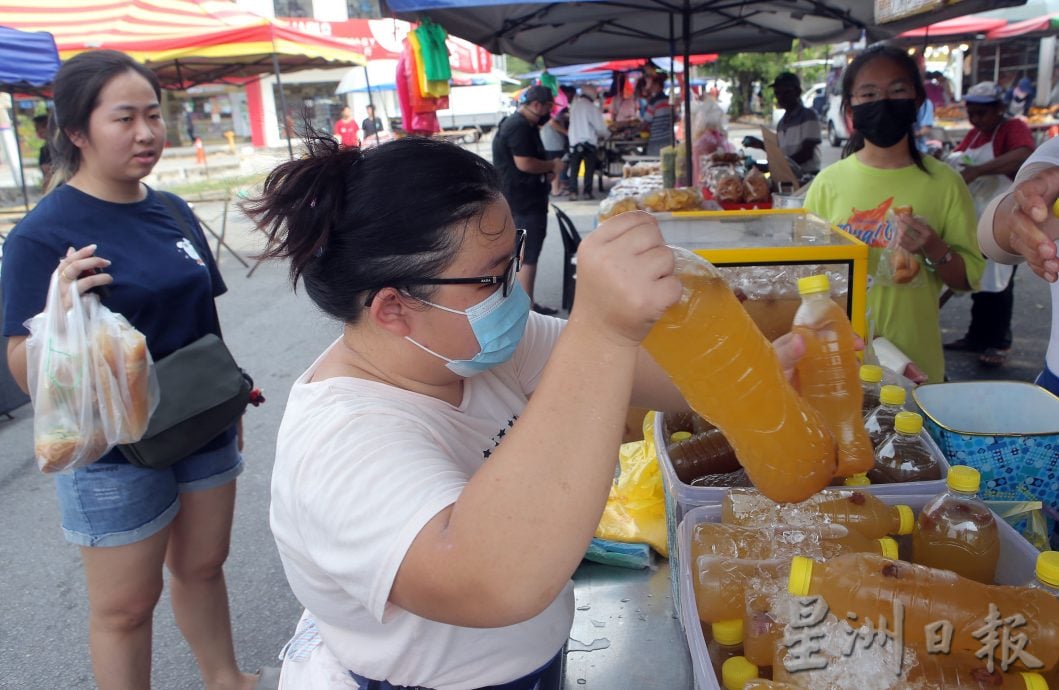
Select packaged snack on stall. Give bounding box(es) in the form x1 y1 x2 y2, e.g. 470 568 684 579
722 487 914 539
865 384 907 448
743 168 771 204
791 275 875 477
709 620 745 685
859 364 884 417
597 195 641 221
912 466 1000 584
869 411 943 484
787 552 1059 673
668 425 741 484
876 206 926 287
642 248 837 503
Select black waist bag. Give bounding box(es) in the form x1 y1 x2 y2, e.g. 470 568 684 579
118 334 250 469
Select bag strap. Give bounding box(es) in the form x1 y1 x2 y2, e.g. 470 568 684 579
156 190 210 261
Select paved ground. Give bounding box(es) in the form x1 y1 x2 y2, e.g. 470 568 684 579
0 132 1053 689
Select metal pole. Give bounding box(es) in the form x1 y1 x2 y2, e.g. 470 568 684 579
669 13 676 149
8 88 29 210
272 51 295 159
363 65 381 146
683 0 692 187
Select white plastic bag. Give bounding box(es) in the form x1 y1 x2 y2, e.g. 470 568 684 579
24 270 158 473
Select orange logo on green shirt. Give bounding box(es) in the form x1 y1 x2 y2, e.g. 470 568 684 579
836 197 896 248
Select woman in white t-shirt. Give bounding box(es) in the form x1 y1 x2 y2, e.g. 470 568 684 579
245 135 806 690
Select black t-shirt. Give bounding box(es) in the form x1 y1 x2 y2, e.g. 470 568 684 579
38 144 51 168
362 116 383 137
491 112 548 216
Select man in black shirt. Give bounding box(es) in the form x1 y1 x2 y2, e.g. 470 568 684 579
361 104 384 138
33 114 53 191
492 85 564 314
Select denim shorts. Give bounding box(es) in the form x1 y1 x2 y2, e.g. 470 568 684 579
54 439 244 548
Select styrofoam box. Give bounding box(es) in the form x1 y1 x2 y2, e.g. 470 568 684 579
655 411 951 617
676 494 1041 690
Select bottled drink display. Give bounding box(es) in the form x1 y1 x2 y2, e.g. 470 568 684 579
869 411 943 484
787 553 1059 672
709 619 745 685
1028 551 1059 597
695 556 787 623
667 426 741 484
912 466 1000 584
692 522 897 562
721 656 760 690
865 384 907 448
791 274 875 477
722 487 914 539
859 363 884 417
642 248 836 503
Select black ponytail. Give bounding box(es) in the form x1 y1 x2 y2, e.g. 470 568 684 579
243 133 502 324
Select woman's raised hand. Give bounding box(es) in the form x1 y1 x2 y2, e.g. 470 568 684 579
569 211 682 346
1005 167 1059 282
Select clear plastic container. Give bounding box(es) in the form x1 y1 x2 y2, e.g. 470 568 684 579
865 384 907 448
912 466 1000 584
859 363 884 417
642 247 836 504
869 411 944 484
791 274 875 477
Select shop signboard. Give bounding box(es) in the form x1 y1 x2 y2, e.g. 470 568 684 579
875 0 966 24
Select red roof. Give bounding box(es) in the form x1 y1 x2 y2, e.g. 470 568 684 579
898 16 1007 38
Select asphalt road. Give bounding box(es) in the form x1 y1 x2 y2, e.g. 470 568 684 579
0 137 1052 689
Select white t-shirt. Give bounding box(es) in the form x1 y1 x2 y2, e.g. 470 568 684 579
271 312 574 690
978 139 1059 375
568 96 609 148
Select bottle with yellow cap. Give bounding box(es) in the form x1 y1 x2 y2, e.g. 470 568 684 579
864 384 907 448
844 472 871 486
721 656 760 690
859 364 884 417
912 466 1000 584
667 425 741 484
791 274 875 477
709 619 746 684
902 658 1051 689
787 552 1059 674
722 487 915 540
1029 551 1059 597
642 248 836 504
868 411 944 484
693 522 898 562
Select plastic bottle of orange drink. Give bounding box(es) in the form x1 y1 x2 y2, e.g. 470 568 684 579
859 364 884 417
1027 552 1059 687
667 428 741 484
791 274 875 477
721 487 915 539
709 619 746 684
692 522 898 561
865 384 907 448
913 466 1000 584
641 247 836 503
787 552 1059 673
869 411 943 484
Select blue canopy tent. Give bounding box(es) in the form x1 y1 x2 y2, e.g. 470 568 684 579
386 0 1026 184
0 25 61 210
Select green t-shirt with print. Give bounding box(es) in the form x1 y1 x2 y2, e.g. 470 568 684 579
805 154 984 383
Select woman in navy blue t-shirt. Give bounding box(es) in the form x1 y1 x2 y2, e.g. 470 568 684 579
1 51 263 690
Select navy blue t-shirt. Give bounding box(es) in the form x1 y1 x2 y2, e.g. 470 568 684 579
1 184 235 461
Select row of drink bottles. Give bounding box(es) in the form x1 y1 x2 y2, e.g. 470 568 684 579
689 484 1059 688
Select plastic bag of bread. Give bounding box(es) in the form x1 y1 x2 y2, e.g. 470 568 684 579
598 195 641 220
24 269 158 473
743 167 770 204
713 173 745 204
875 206 926 288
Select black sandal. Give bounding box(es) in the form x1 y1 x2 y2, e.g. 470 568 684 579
978 347 1010 368
944 337 986 353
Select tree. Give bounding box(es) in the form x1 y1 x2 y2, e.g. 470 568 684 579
713 41 832 119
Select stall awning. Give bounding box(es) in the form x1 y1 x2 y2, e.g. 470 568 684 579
0 25 60 89
898 16 1008 39
986 12 1059 39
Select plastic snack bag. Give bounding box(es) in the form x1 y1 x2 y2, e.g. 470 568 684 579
876 207 926 288
24 270 158 473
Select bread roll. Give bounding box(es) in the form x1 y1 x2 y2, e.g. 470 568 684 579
891 248 921 284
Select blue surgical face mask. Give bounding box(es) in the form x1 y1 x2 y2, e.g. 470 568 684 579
405 282 531 377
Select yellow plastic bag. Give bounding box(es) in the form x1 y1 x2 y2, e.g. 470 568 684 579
594 412 668 557
984 500 1051 552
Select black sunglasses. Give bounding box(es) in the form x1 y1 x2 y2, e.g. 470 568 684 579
364 229 526 306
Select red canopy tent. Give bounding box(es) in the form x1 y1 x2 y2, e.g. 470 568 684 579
986 13 1059 40
898 16 1008 39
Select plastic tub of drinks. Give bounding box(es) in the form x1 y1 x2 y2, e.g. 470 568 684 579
676 494 1041 690
913 381 1059 518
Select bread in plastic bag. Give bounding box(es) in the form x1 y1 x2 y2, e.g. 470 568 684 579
875 207 926 288
24 269 159 473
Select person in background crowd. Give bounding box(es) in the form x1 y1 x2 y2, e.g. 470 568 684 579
924 71 948 110
540 100 570 198
491 84 564 315
567 84 610 200
944 81 1036 368
743 72 822 176
33 113 53 191
334 106 360 148
804 44 984 384
1008 77 1037 118
642 76 673 156
2 50 270 690
633 61 660 117
361 104 384 139
914 96 936 154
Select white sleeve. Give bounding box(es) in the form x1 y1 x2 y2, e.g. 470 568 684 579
977 138 1059 264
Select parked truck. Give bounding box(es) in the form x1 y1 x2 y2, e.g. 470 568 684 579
435 83 513 142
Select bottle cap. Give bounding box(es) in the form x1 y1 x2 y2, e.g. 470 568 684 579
1021 672 1048 690
797 274 830 295
1035 551 1059 588
879 385 907 406
947 465 981 493
712 619 745 646
670 431 692 442
878 537 899 560
843 473 871 487
721 656 759 690
894 411 923 435
788 556 814 597
895 505 915 535
859 364 884 383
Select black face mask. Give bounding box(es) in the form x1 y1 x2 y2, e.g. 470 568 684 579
537 112 551 126
851 98 917 148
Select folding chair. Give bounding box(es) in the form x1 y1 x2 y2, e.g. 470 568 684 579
551 204 582 312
